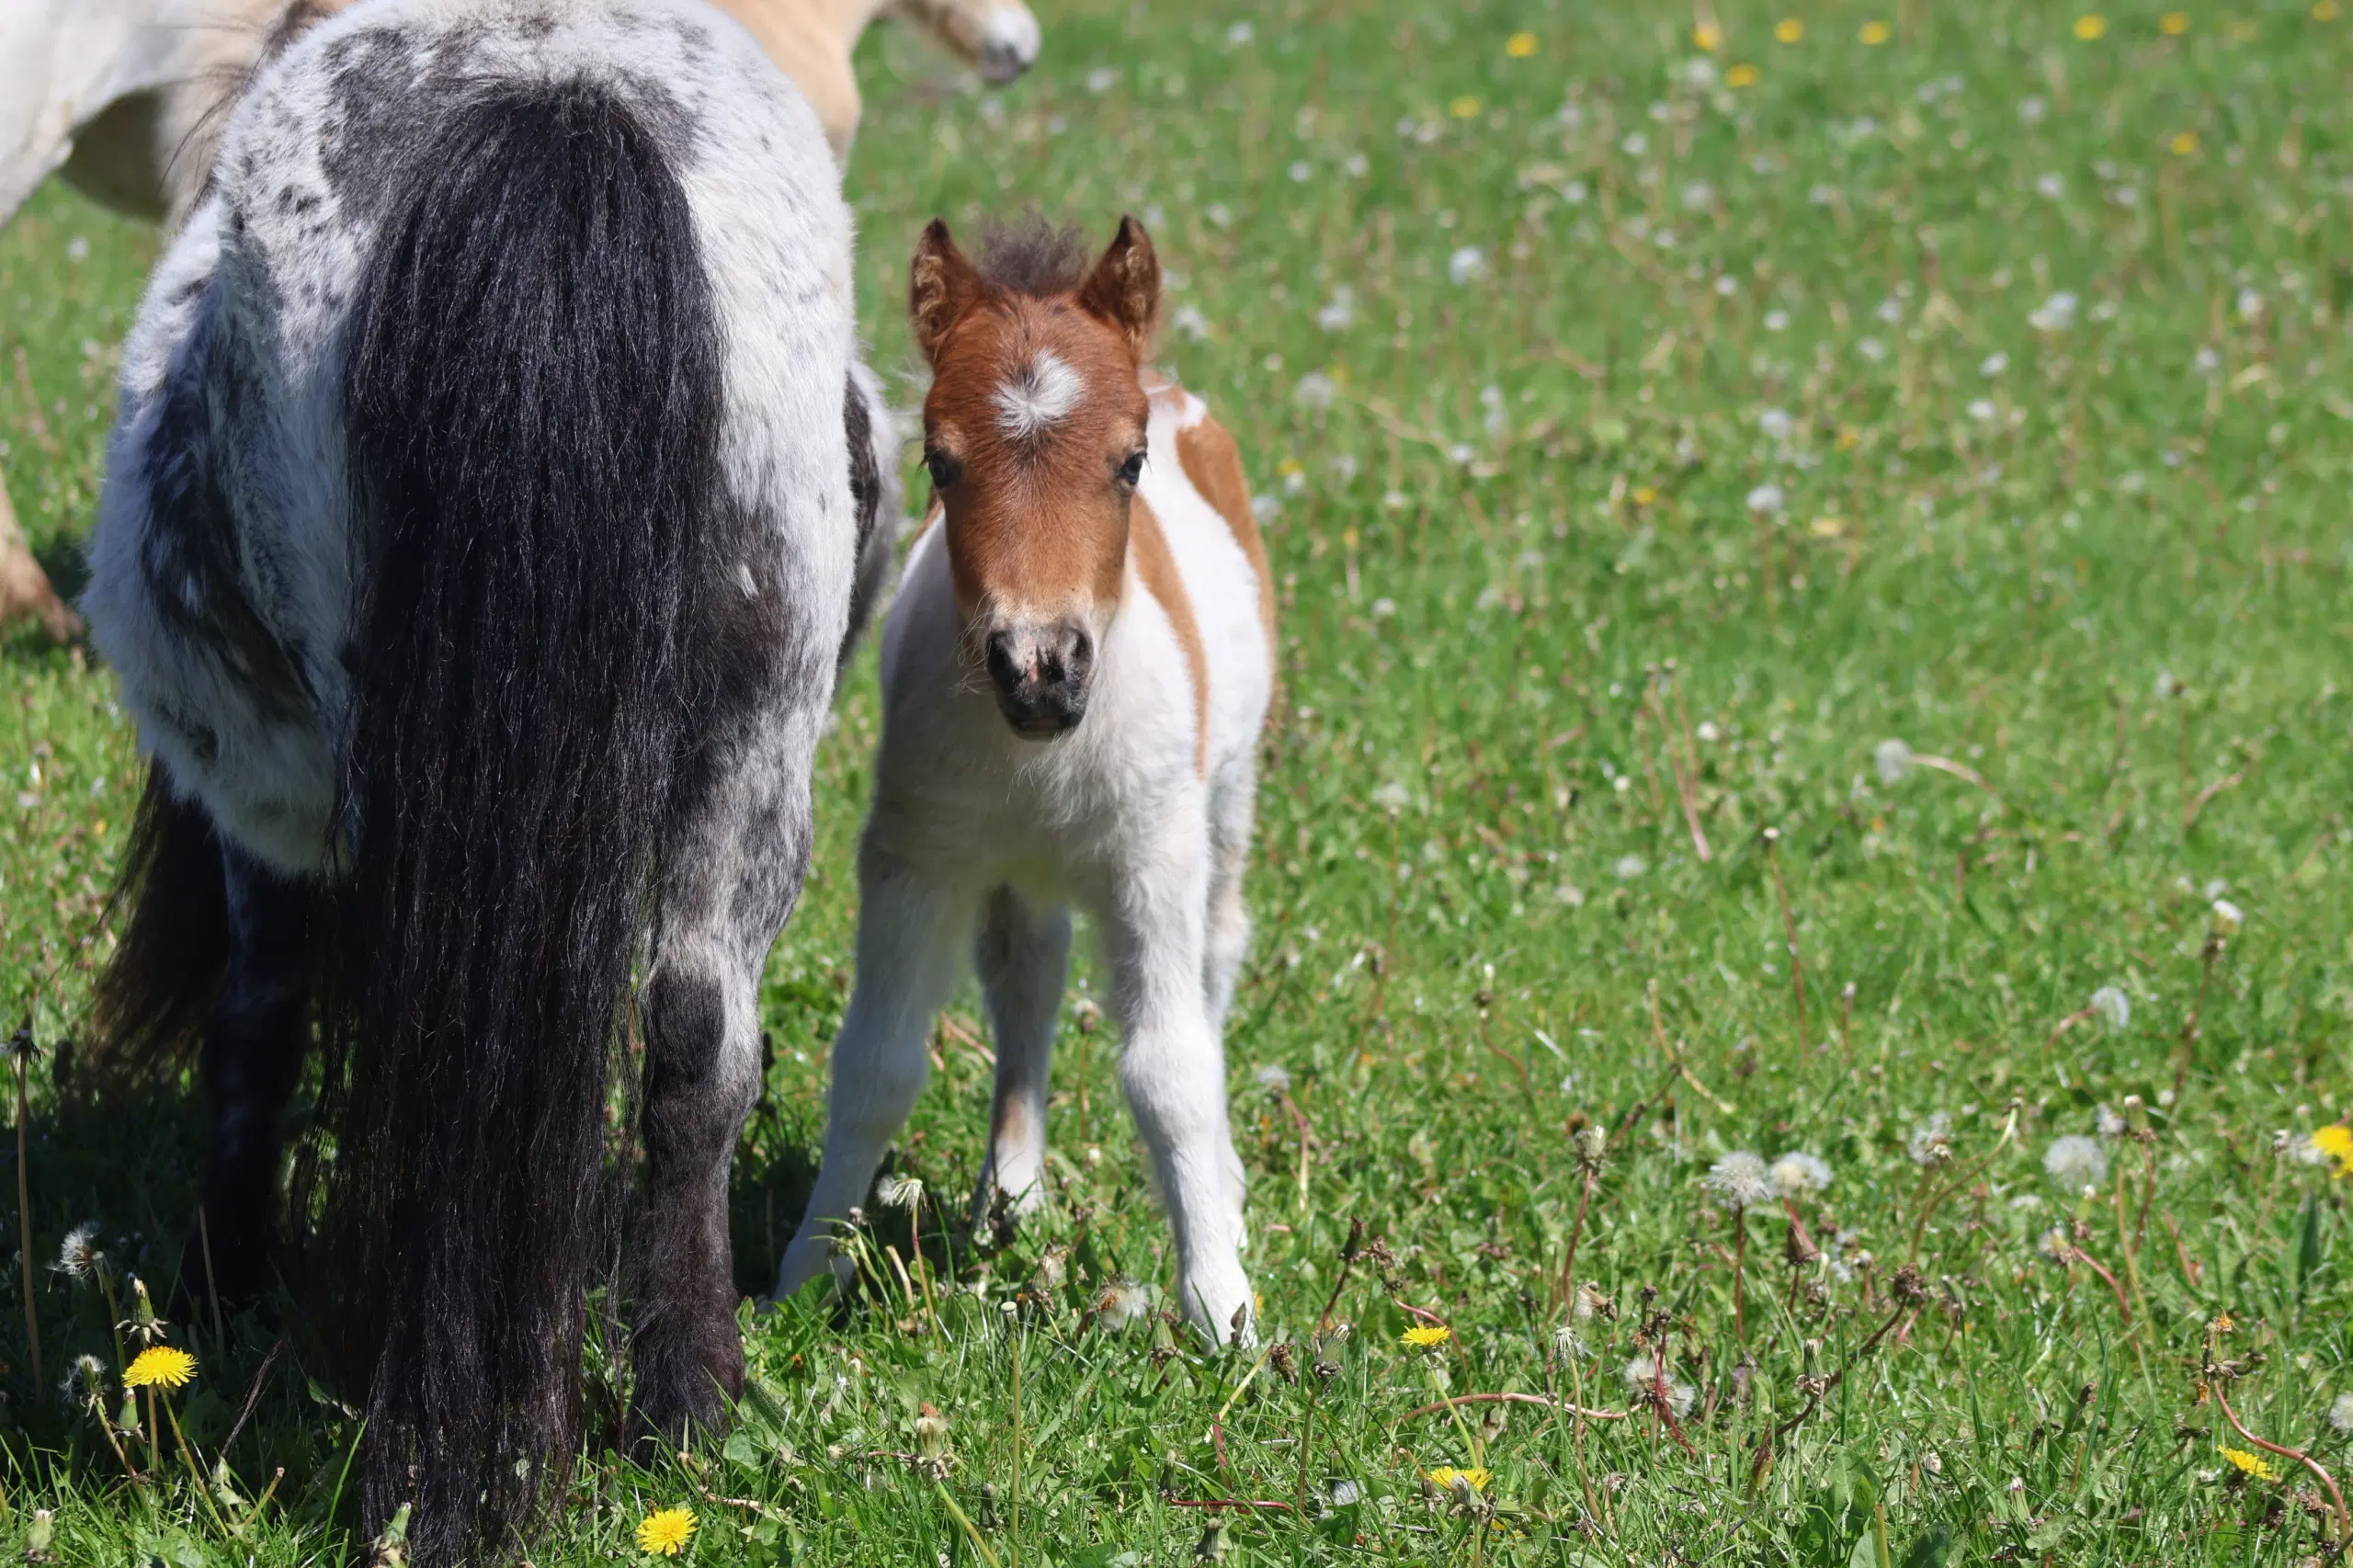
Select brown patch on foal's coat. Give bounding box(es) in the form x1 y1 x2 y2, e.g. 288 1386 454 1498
1171 412 1275 653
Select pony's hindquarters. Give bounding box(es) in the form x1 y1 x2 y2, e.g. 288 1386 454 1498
327 79 725 1563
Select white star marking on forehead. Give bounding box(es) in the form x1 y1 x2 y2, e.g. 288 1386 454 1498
995 349 1084 439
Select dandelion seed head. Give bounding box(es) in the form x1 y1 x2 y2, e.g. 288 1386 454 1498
1448 246 1488 286
1905 1113 1953 1167
2043 1134 2109 1187
1874 738 1915 784
1096 1280 1153 1329
1291 370 1337 411
2090 985 2131 1031
2029 291 2079 332
2211 898 2245 936
1771 1152 1834 1196
2329 1392 2353 1433
1706 1151 1776 1207
1745 483 1786 515
54 1221 104 1281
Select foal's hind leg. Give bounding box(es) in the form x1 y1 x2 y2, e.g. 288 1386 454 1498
971 884 1072 1223
177 845 313 1312
629 735 815 1447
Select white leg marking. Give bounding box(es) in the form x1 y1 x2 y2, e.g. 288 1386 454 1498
777 847 970 1301
1097 820 1254 1344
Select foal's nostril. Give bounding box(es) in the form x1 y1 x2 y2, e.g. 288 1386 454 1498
1062 626 1094 686
983 630 1024 697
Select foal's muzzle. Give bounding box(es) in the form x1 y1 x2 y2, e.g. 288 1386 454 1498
983 620 1093 738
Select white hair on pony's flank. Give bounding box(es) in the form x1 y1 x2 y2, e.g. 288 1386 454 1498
995 349 1084 439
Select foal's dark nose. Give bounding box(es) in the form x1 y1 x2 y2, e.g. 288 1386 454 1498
983 620 1094 737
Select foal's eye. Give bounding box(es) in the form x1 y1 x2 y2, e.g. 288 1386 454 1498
924 449 962 491
1115 449 1147 486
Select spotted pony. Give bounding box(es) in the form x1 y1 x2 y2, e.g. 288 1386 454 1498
80 1 895 1559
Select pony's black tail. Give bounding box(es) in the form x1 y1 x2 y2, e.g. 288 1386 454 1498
325 81 720 1564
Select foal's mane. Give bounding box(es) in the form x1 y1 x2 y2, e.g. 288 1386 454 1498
976 214 1089 298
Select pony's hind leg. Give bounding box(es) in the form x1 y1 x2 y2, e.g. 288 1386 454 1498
178 845 313 1312
629 735 817 1448
777 846 967 1301
971 884 1071 1224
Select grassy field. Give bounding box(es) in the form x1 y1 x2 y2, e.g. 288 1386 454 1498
6 0 2353 1561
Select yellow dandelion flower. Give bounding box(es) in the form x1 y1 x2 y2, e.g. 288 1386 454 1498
2160 10 2191 32
1401 1324 1452 1347
2211 1311 2236 1334
2221 1447 2280 1483
1506 31 1539 57
2074 14 2108 39
636 1507 697 1557
1631 484 1660 506
2170 131 2200 154
2314 1 2340 19
1835 426 1862 450
1448 95 1483 119
2311 1124 2353 1176
1808 516 1847 538
1775 17 1805 42
1427 1466 1491 1492
1726 62 1761 85
1859 19 1892 44
1694 21 1723 51
122 1346 197 1390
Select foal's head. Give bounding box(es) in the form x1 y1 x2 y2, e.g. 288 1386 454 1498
911 215 1161 739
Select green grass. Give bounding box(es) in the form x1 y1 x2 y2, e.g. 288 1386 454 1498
6 0 2353 1561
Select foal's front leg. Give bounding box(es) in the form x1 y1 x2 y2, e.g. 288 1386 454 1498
178 844 313 1312
971 884 1071 1223
776 844 968 1301
630 739 814 1448
1099 820 1254 1343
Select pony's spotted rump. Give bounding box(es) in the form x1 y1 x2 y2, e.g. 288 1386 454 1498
79 2 892 1561
995 348 1085 437
780 216 1275 1344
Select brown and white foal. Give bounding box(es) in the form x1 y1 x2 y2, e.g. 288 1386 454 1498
779 217 1273 1340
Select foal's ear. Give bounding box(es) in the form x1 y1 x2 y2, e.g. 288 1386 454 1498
910 219 984 365
1074 214 1160 359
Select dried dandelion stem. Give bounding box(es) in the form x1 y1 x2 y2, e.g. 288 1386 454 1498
1556 1165 1597 1318
2173 934 2222 1099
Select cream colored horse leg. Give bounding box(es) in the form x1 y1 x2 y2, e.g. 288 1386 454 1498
0 479 77 640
